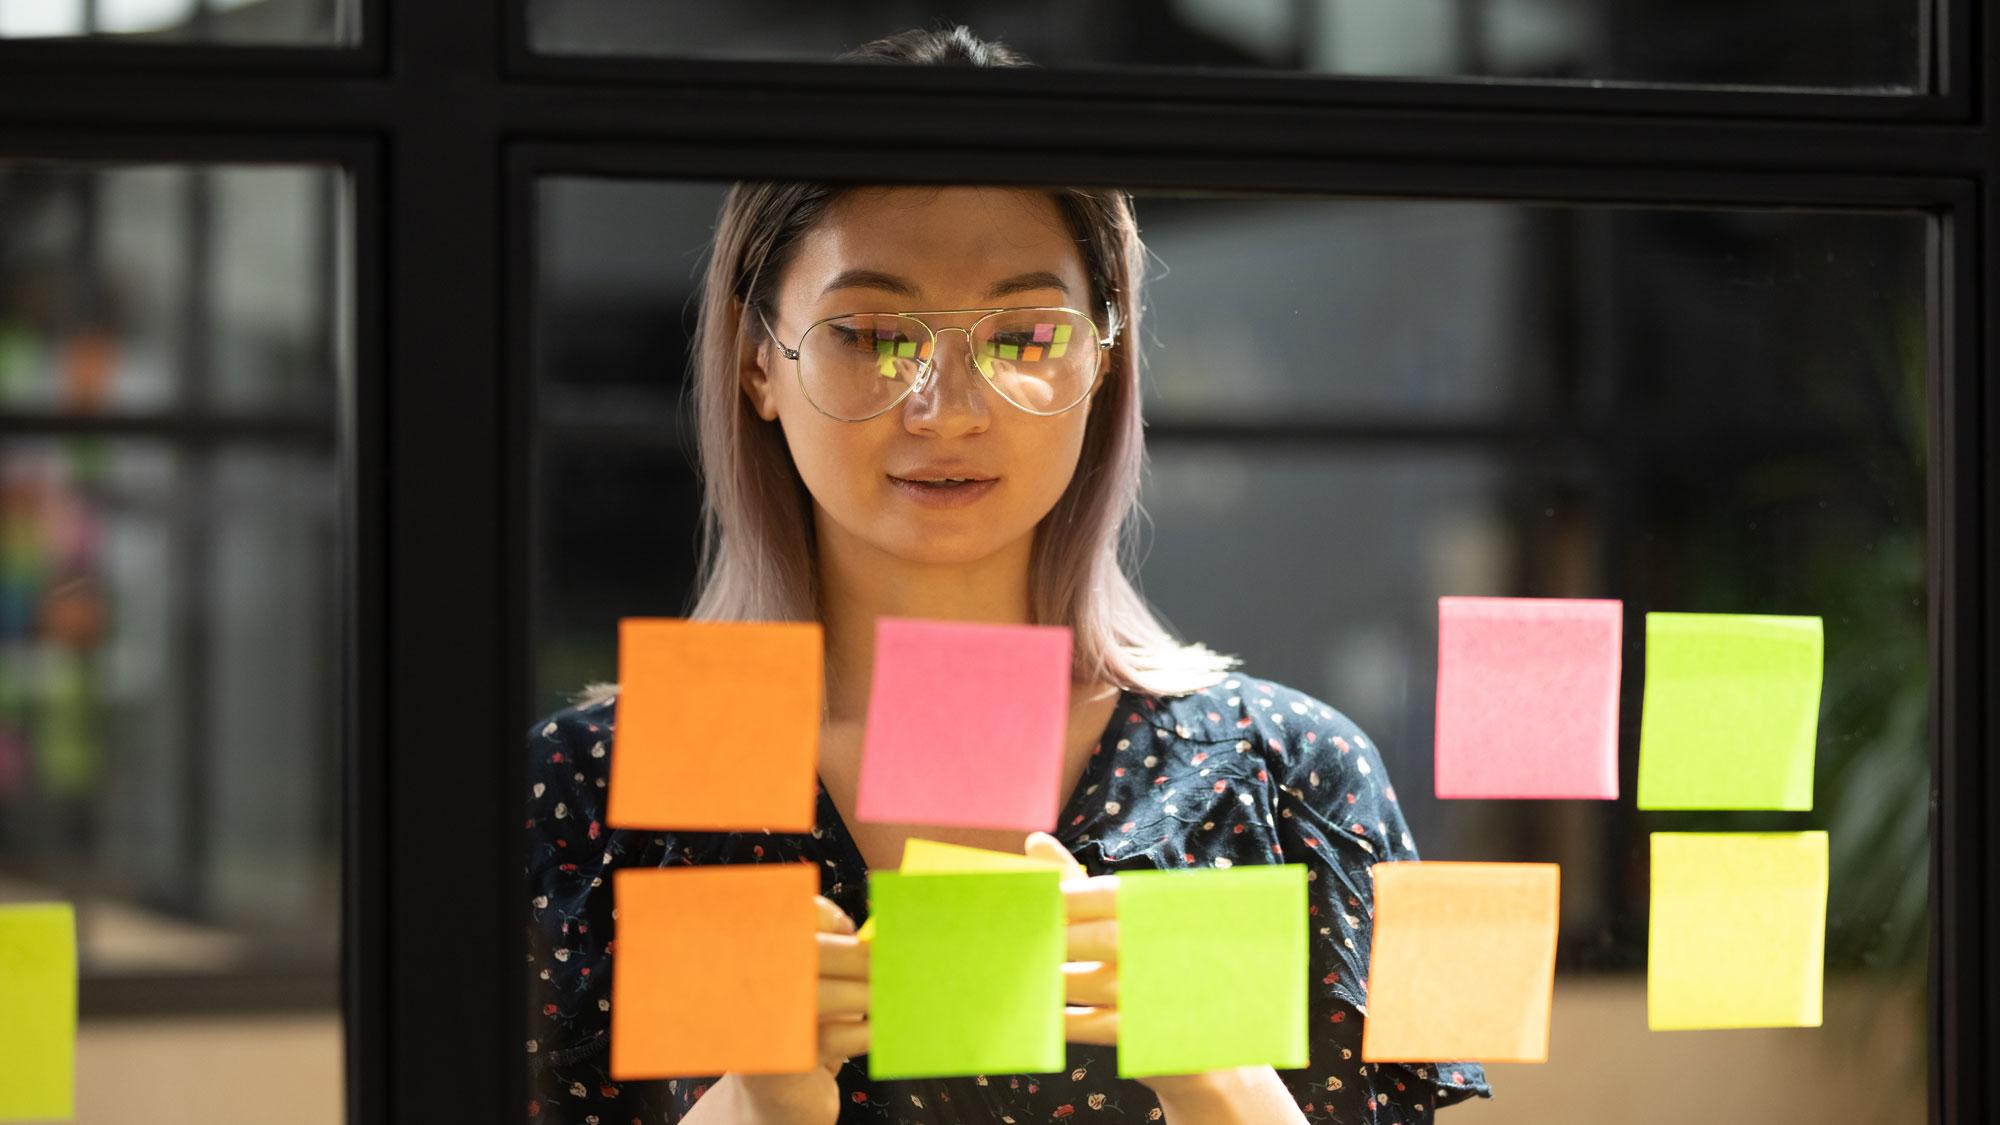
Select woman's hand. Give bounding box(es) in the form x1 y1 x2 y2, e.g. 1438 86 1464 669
1025 832 1123 1047
1026 834 1304 1121
709 894 868 1125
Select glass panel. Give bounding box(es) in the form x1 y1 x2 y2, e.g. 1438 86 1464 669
528 1 1922 93
0 161 345 1117
0 0 358 46
530 179 1928 1123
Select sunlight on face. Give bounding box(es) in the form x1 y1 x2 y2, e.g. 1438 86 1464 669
748 186 1104 568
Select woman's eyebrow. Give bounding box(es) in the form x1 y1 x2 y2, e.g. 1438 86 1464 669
818 268 1072 303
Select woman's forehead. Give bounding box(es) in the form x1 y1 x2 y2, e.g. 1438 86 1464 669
793 186 1087 300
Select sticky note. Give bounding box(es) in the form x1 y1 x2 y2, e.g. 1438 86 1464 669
1117 866 1309 1077
867 870 1064 1079
0 903 77 1120
855 618 1072 831
1648 832 1827 1030
1032 322 1054 343
900 838 1063 874
1434 597 1623 800
1636 613 1823 810
1362 862 1559 1064
609 863 818 1078
607 618 822 832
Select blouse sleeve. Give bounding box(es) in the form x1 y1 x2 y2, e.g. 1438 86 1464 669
525 702 719 1123
1264 687 1494 1120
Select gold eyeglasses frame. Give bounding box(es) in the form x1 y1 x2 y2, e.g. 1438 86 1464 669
755 302 1120 422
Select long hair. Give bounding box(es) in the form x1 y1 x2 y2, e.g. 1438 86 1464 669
573 25 1237 707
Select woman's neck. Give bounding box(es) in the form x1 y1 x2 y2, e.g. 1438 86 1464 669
816 521 1037 723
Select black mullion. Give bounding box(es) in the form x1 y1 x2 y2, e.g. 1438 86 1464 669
380 0 506 1119
339 141 388 1125
503 143 540 1125
497 49 1963 124
512 142 1970 211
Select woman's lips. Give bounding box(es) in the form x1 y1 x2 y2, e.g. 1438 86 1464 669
887 475 998 508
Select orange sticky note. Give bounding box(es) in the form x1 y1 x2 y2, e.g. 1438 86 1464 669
1362 861 1559 1064
607 618 822 832
609 863 818 1079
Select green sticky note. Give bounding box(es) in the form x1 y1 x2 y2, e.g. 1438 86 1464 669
1636 613 1823 810
1648 832 1827 1029
1117 866 1309 1077
0 902 77 1120
867 870 1064 1079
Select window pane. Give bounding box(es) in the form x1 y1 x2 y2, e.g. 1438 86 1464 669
528 1 1922 93
0 0 357 46
530 180 1928 1122
0 162 345 1119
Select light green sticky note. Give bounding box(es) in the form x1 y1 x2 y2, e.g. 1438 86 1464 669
1648 832 1827 1030
867 870 1064 1079
1117 866 1309 1078
1636 613 1823 810
0 902 78 1120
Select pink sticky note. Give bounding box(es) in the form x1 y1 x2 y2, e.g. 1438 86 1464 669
855 617 1073 830
1031 322 1055 343
1435 596 1622 799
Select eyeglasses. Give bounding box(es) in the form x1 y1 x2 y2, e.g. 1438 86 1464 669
756 303 1118 422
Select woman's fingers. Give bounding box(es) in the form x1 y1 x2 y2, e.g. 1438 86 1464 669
818 977 869 1017
818 930 870 980
818 1018 870 1068
1067 917 1119 964
1062 960 1117 1008
1063 1005 1119 1046
815 894 856 935
1062 874 1118 923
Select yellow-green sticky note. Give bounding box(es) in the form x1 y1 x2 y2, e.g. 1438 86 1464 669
1636 613 1823 810
1117 866 1309 1078
1648 832 1827 1030
0 903 77 1120
867 870 1064 1079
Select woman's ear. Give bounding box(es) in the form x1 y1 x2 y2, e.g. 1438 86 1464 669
736 299 781 422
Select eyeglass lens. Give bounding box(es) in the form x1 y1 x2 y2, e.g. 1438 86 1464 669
796 310 1097 420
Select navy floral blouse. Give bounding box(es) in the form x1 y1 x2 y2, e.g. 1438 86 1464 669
526 672 1493 1123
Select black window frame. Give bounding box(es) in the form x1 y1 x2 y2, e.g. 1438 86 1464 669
0 0 1989 1121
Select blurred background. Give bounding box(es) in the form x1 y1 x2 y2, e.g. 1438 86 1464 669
0 1 1930 1123
0 163 346 1121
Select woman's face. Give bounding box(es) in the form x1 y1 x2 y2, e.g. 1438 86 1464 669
741 186 1106 569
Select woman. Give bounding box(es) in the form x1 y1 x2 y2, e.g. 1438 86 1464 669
527 25 1493 1124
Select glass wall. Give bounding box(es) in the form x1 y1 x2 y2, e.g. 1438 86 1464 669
530 178 1928 1123
0 161 345 1121
528 0 1923 92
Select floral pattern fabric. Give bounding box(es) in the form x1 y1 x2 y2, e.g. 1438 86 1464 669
526 672 1493 1123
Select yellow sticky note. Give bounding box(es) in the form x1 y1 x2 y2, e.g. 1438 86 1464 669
1648 832 1827 1030
855 839 1064 943
0 902 77 1120
1362 862 1559 1064
900 838 1065 874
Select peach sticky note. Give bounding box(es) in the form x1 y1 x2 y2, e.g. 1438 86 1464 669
1362 861 1560 1064
609 863 818 1078
1648 832 1827 1030
0 902 76 1121
607 618 822 832
1435 596 1623 800
855 617 1073 831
